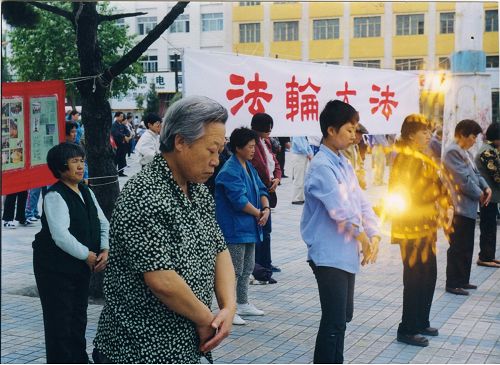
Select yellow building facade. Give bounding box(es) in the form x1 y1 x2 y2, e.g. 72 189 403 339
232 1 499 122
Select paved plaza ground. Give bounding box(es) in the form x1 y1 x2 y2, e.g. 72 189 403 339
1 153 499 364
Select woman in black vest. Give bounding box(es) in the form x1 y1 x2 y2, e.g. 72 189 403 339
32 142 109 363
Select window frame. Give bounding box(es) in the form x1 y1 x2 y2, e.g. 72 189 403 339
170 14 190 33
396 14 425 36
201 12 224 32
353 60 381 69
353 16 381 38
273 21 299 41
486 55 499 68
439 12 454 34
485 9 498 32
137 16 158 35
239 23 261 43
140 54 158 73
395 58 424 71
312 18 340 40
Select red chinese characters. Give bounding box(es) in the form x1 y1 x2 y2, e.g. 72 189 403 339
285 76 321 122
369 84 399 121
335 81 357 104
226 73 273 115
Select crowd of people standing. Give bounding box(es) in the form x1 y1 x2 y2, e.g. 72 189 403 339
8 95 497 364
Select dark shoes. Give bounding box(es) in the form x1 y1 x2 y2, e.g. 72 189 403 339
462 283 477 290
118 173 128 177
271 265 281 273
419 327 439 336
397 333 429 347
446 287 469 296
292 201 305 205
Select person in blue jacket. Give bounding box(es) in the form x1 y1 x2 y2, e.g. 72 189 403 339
215 127 270 326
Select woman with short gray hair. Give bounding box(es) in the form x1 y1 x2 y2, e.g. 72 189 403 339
93 96 236 363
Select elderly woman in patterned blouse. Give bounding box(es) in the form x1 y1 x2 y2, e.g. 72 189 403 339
93 96 236 364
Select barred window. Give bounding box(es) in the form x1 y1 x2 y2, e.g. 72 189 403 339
396 14 424 35
353 60 381 68
137 16 157 35
273 21 299 41
440 12 454 34
201 13 223 32
313 19 340 40
485 10 498 32
170 14 190 33
353 16 381 38
239 23 261 43
395 58 424 71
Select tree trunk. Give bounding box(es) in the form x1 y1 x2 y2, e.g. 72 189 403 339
73 2 119 298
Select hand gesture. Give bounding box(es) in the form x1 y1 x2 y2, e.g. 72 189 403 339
269 178 280 192
481 188 492 207
199 308 234 353
258 209 270 226
196 316 216 353
86 251 97 271
94 250 109 273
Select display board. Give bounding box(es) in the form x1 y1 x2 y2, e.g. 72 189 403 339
1 80 66 195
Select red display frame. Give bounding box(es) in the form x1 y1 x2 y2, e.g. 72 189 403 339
1 80 66 195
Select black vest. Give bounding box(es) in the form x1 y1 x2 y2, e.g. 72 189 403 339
33 181 101 274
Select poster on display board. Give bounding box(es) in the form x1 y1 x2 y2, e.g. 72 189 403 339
1 80 66 195
183 49 420 136
1 98 25 170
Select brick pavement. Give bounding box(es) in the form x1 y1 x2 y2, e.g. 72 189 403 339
1 153 499 364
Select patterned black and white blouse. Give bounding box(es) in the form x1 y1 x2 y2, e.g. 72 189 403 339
94 154 227 364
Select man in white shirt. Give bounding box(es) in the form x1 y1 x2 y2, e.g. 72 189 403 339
135 113 161 168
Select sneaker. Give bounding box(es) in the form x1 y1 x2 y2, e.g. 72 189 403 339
27 217 39 223
237 303 264 316
34 214 42 220
249 279 268 285
232 313 246 325
3 221 16 229
19 220 35 227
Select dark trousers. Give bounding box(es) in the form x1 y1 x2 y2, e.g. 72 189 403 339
398 237 437 335
2 191 28 222
479 202 498 262
34 261 90 364
446 215 476 288
309 262 355 364
114 144 128 173
276 150 286 175
255 214 272 268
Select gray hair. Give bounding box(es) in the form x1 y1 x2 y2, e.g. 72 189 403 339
160 96 228 153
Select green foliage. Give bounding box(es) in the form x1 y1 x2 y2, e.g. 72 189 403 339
145 83 159 115
7 1 142 99
169 92 182 106
135 93 145 112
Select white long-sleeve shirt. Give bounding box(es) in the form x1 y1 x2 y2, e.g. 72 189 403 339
135 129 160 167
44 189 109 260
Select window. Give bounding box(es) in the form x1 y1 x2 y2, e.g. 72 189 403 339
137 16 157 35
440 12 454 34
438 57 450 70
353 16 381 38
486 55 499 68
239 1 260 6
141 54 158 73
115 18 125 28
396 14 424 35
492 92 499 124
313 19 340 40
201 13 223 32
273 21 299 41
395 58 424 70
326 61 340 65
485 10 498 32
170 14 189 33
239 23 261 43
169 54 182 72
353 60 381 68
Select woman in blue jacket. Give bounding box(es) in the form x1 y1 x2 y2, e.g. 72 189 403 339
215 127 270 326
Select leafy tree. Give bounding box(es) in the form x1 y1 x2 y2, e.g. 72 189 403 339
2 1 188 298
7 2 141 109
135 93 145 114
145 83 159 115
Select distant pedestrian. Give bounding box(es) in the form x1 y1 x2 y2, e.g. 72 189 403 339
443 120 491 296
301 100 380 364
215 127 269 326
32 142 109 364
2 190 30 228
110 111 131 177
135 113 161 168
290 136 313 205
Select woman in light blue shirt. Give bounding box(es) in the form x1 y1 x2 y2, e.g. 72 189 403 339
301 100 380 364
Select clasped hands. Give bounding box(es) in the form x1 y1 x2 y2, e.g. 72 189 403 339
358 232 380 266
86 249 109 272
196 307 235 353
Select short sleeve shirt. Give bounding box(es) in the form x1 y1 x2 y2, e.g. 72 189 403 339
94 154 227 364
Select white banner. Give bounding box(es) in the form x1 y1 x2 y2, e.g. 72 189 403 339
183 49 419 136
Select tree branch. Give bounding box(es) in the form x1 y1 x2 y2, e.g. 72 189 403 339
99 12 148 23
103 1 189 83
28 1 73 22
